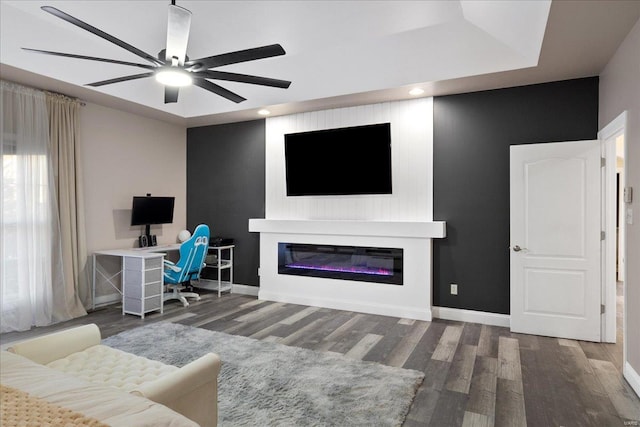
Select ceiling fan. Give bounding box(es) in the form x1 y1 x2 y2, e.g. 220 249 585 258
23 1 291 104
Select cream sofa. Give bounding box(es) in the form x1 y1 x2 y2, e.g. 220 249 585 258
7 324 221 427
1 350 198 426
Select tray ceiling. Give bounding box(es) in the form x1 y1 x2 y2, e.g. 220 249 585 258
1 1 638 126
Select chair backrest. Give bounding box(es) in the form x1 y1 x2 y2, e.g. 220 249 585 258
172 224 210 283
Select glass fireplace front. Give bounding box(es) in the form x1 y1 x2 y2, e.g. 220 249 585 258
278 243 403 285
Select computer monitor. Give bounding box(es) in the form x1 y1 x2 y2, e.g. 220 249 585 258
131 195 175 246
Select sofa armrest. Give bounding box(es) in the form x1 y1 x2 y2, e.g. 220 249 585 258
7 324 101 365
131 352 221 403
131 352 221 427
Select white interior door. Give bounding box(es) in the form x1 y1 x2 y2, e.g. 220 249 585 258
510 140 601 342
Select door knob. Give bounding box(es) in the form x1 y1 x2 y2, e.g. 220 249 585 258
513 245 522 252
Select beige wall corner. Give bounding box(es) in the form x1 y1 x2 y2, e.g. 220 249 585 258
599 17 640 383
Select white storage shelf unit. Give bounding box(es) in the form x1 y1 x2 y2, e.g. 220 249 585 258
122 254 164 318
195 245 234 297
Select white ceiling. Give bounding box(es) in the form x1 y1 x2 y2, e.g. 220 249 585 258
1 1 639 127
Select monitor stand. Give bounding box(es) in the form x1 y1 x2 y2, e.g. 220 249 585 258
139 224 157 247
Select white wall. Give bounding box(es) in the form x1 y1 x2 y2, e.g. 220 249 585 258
79 102 186 302
599 17 640 390
265 98 433 221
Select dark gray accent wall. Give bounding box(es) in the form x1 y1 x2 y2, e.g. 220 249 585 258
433 77 599 314
187 119 265 287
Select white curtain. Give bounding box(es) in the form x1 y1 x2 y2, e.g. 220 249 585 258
0 81 65 332
46 93 89 316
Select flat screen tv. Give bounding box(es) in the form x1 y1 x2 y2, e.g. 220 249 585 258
130 196 175 226
284 123 392 196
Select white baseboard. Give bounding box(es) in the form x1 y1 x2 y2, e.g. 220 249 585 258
432 306 510 327
232 284 259 297
258 291 432 321
93 286 259 308
93 294 120 309
624 361 640 398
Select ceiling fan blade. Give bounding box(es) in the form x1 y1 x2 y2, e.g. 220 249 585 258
192 79 246 103
164 86 179 104
166 4 191 66
41 6 163 66
22 48 155 70
196 70 291 89
186 44 286 71
86 72 154 87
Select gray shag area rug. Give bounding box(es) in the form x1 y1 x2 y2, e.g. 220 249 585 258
103 322 424 427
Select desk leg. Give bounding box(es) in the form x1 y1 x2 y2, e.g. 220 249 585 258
121 260 125 316
217 248 222 298
230 248 234 294
92 254 97 311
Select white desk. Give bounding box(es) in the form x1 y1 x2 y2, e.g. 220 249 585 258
92 245 180 317
92 244 233 315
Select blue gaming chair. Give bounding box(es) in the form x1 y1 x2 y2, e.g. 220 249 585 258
163 224 209 307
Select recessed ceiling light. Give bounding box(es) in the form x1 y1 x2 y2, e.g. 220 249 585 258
258 109 271 116
155 68 193 87
409 88 424 96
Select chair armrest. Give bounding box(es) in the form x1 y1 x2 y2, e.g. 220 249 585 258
131 353 221 427
164 259 182 272
7 324 101 365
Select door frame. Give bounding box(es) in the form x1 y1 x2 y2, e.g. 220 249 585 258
598 111 627 347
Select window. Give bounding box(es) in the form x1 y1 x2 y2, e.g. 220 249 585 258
1 82 57 331
2 138 52 304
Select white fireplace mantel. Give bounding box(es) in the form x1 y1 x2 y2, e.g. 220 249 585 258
249 218 446 321
248 219 446 239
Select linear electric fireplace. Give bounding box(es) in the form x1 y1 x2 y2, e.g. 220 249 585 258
278 243 403 285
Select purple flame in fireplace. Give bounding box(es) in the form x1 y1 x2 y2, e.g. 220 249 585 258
285 263 393 276
278 243 403 285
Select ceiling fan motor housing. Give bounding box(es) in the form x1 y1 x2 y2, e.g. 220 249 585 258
158 48 190 64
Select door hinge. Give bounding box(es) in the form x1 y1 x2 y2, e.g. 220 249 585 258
601 157 606 167
601 231 606 241
601 304 605 314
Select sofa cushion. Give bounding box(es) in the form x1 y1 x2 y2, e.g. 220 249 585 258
46 345 178 391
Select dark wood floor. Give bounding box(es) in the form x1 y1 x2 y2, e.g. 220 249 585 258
2 289 639 427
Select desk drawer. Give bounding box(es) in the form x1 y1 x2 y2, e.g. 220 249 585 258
124 256 163 271
124 281 162 299
124 268 162 285
123 295 162 314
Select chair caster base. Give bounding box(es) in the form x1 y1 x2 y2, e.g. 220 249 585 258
164 289 200 308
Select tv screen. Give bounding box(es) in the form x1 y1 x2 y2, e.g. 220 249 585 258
284 123 392 196
130 196 175 226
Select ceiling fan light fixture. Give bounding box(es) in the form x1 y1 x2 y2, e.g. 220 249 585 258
155 68 192 87
31 6 290 104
